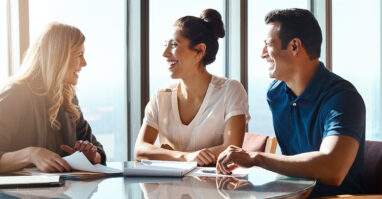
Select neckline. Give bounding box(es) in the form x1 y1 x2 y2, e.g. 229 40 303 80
171 75 215 127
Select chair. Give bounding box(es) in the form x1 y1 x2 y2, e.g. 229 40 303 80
362 140 382 194
315 140 382 199
242 132 277 153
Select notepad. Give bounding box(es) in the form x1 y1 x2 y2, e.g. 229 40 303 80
0 175 61 188
123 160 197 177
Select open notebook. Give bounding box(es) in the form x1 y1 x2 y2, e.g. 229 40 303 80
124 160 197 177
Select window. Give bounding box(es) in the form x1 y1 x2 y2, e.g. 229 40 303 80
247 0 309 137
29 0 127 161
149 0 225 95
332 0 381 140
0 0 8 83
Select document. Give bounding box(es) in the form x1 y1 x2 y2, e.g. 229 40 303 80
62 151 121 173
123 160 197 177
25 152 122 180
0 175 61 188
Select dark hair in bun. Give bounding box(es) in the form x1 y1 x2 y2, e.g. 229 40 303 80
174 9 225 66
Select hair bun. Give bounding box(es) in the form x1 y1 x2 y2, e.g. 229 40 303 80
200 9 225 38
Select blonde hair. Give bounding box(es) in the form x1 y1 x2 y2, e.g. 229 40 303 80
13 22 84 130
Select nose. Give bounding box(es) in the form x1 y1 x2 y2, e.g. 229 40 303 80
162 45 171 58
82 56 87 67
261 45 268 59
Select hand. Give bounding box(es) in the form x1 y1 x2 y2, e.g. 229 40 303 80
61 140 98 164
216 177 251 190
160 144 174 150
185 149 215 166
216 145 256 174
30 147 71 173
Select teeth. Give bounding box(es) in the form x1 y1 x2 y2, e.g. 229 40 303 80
168 60 178 65
266 57 273 62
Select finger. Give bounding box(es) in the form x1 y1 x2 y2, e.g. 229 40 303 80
220 155 233 175
196 153 210 166
91 146 97 153
74 141 82 151
84 143 93 153
47 158 66 173
56 158 72 172
228 163 239 171
60 145 75 154
205 150 216 163
79 142 88 152
199 151 213 164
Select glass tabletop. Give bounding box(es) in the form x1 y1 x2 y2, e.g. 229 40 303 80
0 162 316 199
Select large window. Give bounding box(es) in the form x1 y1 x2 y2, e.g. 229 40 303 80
332 0 381 140
0 0 8 84
29 0 127 161
149 0 225 95
247 0 308 137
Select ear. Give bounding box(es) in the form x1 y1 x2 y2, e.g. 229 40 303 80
289 38 302 56
193 43 206 61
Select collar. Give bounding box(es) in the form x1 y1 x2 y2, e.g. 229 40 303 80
283 62 330 101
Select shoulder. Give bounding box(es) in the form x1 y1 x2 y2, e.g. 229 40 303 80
212 76 245 92
323 74 365 111
0 81 30 100
155 83 177 96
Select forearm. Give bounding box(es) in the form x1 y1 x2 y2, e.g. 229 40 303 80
0 147 34 173
134 142 186 161
254 151 347 185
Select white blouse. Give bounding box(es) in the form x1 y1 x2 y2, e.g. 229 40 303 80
143 75 250 152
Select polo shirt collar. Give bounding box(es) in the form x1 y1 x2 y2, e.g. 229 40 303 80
283 62 330 101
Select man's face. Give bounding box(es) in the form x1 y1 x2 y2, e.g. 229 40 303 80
261 22 293 81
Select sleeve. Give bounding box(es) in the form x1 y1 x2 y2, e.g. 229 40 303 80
224 80 251 123
73 96 107 165
0 84 27 159
142 92 159 130
323 91 366 142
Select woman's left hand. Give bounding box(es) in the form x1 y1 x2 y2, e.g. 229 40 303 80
61 140 98 164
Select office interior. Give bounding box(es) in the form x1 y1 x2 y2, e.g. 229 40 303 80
0 0 381 163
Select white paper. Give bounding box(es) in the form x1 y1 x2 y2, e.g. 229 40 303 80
186 167 252 178
0 175 60 185
62 151 122 174
124 160 197 177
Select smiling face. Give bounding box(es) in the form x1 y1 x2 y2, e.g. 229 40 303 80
64 44 87 85
261 22 293 81
162 29 201 79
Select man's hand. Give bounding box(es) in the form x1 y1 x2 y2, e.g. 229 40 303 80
216 145 256 174
61 140 98 164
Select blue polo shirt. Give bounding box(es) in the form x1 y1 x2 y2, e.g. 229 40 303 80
267 62 365 197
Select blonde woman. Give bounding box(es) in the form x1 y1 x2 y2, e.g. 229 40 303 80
0 22 106 173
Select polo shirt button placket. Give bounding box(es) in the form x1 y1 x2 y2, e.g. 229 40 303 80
292 102 297 107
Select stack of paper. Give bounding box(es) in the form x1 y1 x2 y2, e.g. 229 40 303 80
0 175 61 188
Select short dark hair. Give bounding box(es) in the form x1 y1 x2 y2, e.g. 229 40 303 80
175 9 225 66
265 8 322 60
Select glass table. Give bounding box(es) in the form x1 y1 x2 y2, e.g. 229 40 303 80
0 162 316 199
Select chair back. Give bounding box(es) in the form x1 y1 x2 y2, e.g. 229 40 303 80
242 133 277 154
363 140 382 194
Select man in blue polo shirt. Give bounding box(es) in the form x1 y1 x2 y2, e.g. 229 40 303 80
216 8 365 197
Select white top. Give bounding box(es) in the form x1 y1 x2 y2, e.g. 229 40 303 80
143 75 250 152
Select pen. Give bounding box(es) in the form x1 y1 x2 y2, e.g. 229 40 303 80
201 169 216 174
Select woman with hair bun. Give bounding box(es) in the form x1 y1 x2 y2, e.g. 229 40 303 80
0 22 106 173
135 9 250 166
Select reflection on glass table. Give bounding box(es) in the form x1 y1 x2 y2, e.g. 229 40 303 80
0 162 315 199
